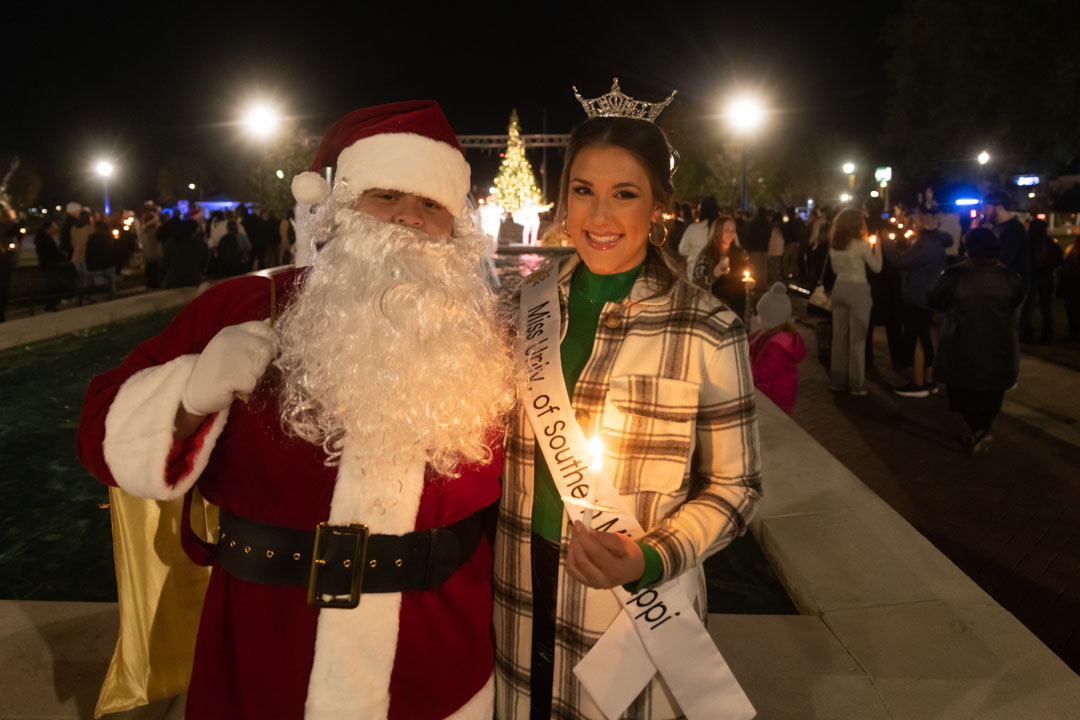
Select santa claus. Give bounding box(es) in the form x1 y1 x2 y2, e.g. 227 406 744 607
77 101 516 720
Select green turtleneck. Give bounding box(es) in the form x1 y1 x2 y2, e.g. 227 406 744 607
531 261 662 591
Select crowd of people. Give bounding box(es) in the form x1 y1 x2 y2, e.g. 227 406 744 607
0 200 297 319
671 187 1077 452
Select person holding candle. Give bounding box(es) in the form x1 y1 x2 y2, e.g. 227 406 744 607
827 207 882 395
494 81 763 720
691 214 754 319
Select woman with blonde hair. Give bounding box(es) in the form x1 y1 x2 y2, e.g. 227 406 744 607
828 207 882 395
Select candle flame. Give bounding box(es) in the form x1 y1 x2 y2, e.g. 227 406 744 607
868 234 877 244
590 436 603 472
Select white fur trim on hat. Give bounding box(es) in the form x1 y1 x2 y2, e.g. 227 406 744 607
102 355 229 500
303 449 426 719
333 132 471 217
291 171 331 205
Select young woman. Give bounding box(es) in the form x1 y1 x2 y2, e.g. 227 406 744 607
494 115 763 719
828 207 882 395
692 214 753 319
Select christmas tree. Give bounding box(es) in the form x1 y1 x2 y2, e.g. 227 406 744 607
493 109 542 214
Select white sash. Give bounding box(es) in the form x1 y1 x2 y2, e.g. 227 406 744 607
520 265 755 720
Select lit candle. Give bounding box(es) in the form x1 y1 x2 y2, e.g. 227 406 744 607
868 234 877 246
583 436 603 530
741 269 752 283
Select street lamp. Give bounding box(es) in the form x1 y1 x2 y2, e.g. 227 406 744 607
95 160 114 215
977 150 991 165
842 161 856 190
242 102 281 140
724 94 766 212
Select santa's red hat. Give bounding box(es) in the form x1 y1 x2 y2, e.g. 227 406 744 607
291 100 471 217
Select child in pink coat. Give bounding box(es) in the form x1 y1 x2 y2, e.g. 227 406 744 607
749 282 806 415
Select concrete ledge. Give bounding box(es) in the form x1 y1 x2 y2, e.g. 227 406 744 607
0 600 182 720
746 392 1080 718
0 268 288 352
0 289 199 352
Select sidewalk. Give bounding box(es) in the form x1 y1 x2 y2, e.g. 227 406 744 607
790 313 1080 673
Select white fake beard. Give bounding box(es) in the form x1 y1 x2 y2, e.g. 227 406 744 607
274 209 515 475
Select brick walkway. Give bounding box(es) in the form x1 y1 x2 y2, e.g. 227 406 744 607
787 311 1080 673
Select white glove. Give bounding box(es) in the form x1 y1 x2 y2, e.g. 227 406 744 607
181 320 279 416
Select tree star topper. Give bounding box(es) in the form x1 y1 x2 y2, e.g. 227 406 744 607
573 78 677 123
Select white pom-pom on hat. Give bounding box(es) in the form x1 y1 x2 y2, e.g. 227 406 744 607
291 171 330 205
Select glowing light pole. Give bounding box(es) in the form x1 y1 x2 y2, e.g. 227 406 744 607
725 94 766 212
842 161 856 191
242 102 281 140
95 160 114 215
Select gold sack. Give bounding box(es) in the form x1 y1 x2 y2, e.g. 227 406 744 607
94 486 217 718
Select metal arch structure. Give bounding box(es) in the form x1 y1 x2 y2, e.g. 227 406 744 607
459 134 570 202
457 134 570 149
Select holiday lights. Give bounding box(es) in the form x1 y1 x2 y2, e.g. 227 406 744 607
493 110 543 214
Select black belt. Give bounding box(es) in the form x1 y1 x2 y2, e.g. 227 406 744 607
215 500 497 609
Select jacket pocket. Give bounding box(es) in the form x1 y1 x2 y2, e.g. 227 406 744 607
602 375 699 495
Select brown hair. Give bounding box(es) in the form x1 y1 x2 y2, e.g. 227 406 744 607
829 207 865 250
556 117 680 292
700 215 736 268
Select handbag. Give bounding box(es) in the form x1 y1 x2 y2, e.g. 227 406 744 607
807 256 833 316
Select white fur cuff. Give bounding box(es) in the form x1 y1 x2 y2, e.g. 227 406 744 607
102 355 229 500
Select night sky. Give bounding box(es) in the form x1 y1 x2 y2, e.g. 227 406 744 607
6 1 902 209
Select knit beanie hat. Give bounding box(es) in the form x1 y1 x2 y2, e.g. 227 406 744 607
756 282 792 329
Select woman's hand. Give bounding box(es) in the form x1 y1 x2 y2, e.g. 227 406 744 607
712 262 724 278
565 521 645 589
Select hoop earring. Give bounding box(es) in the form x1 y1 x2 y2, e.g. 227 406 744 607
560 218 571 242
648 222 669 247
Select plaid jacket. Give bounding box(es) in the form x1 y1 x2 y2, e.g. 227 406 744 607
493 254 763 720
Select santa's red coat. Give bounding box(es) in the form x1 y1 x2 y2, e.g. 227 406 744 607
77 270 501 720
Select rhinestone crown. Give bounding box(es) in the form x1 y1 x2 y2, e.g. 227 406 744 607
573 77 677 123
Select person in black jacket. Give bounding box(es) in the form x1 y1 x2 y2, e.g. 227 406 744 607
928 228 1023 453
161 219 209 288
1020 218 1063 343
1062 241 1080 343
34 220 71 311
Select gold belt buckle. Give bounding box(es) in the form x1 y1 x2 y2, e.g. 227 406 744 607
307 522 370 609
